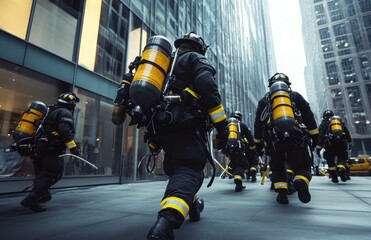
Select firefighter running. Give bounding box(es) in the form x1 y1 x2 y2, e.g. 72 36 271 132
19 92 81 212
254 73 319 204
111 32 229 240
316 110 352 183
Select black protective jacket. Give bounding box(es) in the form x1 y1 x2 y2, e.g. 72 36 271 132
42 105 76 149
168 49 228 131
254 91 318 144
317 119 352 147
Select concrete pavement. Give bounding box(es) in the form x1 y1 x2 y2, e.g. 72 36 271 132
0 176 370 240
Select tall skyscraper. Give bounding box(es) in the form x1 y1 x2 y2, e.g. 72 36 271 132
300 0 371 155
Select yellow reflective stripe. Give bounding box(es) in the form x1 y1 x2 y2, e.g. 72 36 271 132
328 167 336 171
208 105 227 123
184 88 200 99
51 131 59 136
249 146 256 150
65 140 77 149
250 167 257 171
309 128 319 134
160 197 189 219
234 175 242 181
286 169 294 174
254 138 262 143
337 164 346 170
293 175 309 186
120 80 131 85
274 182 287 189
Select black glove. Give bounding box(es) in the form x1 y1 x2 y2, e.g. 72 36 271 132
112 104 126 125
310 133 319 151
69 146 81 157
215 127 229 150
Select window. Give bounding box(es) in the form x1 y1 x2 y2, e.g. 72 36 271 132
346 86 362 107
360 55 371 81
333 23 347 36
29 0 83 61
331 88 345 108
95 0 129 82
0 65 70 178
328 0 344 22
315 5 327 25
319 27 331 39
341 58 357 83
326 61 340 85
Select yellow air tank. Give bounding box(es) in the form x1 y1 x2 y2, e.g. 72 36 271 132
129 35 173 111
329 116 343 139
13 101 48 142
227 117 239 147
269 81 295 132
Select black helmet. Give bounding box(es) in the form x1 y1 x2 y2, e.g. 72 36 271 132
57 92 80 110
268 73 290 87
231 111 242 121
323 110 334 119
174 32 209 55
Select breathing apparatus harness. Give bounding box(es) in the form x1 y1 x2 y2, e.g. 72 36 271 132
264 87 310 151
133 48 216 187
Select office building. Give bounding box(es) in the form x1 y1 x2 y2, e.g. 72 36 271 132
300 0 371 155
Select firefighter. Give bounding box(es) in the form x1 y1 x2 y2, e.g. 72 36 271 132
20 92 80 212
230 111 258 186
144 32 229 240
316 110 352 183
254 73 319 204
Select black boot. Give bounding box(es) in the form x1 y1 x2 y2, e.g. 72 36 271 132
331 174 339 183
250 171 257 182
147 217 174 240
189 198 204 222
20 193 46 212
38 190 52 203
293 179 311 203
234 179 246 192
276 190 289 204
338 169 347 182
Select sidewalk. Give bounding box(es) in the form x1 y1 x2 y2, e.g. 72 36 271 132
1 176 370 240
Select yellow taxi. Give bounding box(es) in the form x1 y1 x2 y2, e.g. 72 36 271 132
348 155 371 176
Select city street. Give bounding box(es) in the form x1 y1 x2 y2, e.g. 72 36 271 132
0 176 370 240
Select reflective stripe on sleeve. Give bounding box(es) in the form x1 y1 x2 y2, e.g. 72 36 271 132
65 140 77 150
309 128 319 135
208 104 227 124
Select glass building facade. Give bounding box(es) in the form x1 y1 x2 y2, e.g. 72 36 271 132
300 0 371 156
0 0 275 193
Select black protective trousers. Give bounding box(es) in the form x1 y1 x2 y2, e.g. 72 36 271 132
269 138 312 190
153 128 207 229
323 141 348 170
32 149 64 196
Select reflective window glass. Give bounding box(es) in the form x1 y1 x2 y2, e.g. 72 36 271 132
0 65 70 179
327 0 344 22
331 88 345 108
29 0 83 61
341 58 357 83
315 4 327 25
95 0 129 82
326 61 340 85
